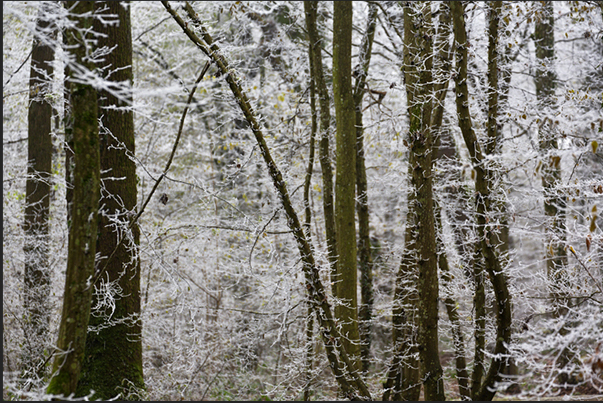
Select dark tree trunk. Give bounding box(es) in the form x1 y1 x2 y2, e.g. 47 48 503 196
402 3 445 400
22 0 56 381
47 1 100 396
75 2 145 399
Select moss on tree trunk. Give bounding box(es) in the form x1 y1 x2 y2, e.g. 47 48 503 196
333 0 361 372
75 2 144 400
47 1 99 396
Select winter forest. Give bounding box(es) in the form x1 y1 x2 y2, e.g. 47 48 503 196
2 1 603 401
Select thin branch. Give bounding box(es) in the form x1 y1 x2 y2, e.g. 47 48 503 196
91 61 211 287
3 49 33 87
569 246 603 295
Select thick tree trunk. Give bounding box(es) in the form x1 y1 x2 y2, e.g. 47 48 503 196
75 2 144 399
47 1 100 396
22 1 56 382
353 2 378 373
333 0 361 372
303 1 338 295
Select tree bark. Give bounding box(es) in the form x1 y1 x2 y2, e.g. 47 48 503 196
333 0 361 372
47 1 100 396
402 3 446 400
451 2 513 400
22 1 56 382
302 31 317 400
75 2 144 399
304 1 338 295
353 2 378 373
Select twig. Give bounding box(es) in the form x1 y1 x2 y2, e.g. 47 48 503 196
569 245 603 295
3 49 33 87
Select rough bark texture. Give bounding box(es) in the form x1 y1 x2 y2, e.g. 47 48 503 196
534 0 572 385
164 2 371 399
353 2 378 373
22 1 56 381
75 2 144 400
47 1 99 396
304 1 338 295
386 220 421 401
333 0 361 372
402 3 446 400
451 2 513 400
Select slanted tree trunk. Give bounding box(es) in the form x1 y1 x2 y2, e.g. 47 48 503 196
303 1 338 295
534 0 572 386
22 1 56 382
353 2 378 373
163 3 371 398
451 2 513 400
47 1 100 396
333 0 361 372
75 2 144 399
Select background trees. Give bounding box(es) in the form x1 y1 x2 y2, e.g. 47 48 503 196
21 0 56 384
3 1 602 401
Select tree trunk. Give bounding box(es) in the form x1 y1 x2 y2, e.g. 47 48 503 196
75 2 144 399
163 3 372 398
302 32 317 400
333 0 361 372
303 1 338 295
402 3 445 400
47 1 100 396
451 2 513 400
353 2 378 373
22 1 56 382
534 0 572 386
388 224 421 401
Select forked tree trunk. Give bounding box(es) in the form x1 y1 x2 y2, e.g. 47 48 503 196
451 2 513 400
